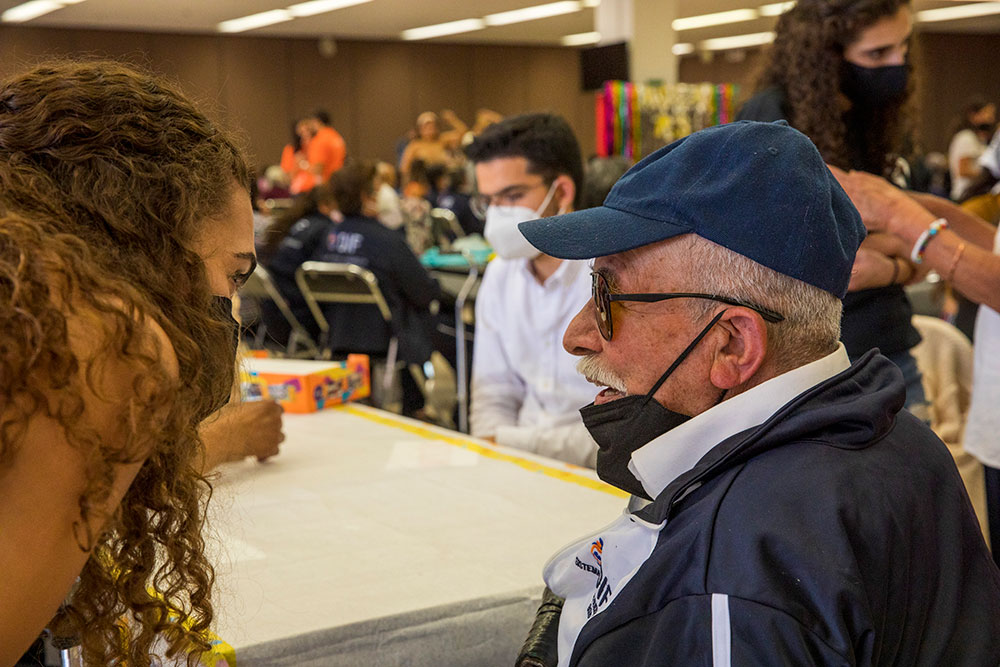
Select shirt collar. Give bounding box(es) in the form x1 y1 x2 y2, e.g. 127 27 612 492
628 343 851 499
516 255 585 288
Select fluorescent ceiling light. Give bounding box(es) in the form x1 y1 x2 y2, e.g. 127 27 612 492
672 8 759 31
401 18 485 40
672 42 695 56
2 0 70 23
582 0 601 6
562 31 601 46
758 1 795 17
701 31 775 51
287 0 372 18
217 9 293 33
485 1 582 27
917 2 1000 23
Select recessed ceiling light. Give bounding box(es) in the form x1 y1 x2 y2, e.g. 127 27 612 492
917 2 1000 23
2 0 77 23
672 8 759 31
700 31 775 51
562 31 601 46
217 9 293 33
484 1 583 27
287 0 373 18
401 18 486 41
672 42 695 56
758 1 795 17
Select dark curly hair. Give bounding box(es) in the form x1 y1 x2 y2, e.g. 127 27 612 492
757 0 915 174
0 60 250 665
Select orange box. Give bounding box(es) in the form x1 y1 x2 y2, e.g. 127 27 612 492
240 355 370 413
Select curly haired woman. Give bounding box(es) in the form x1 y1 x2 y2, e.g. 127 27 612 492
738 0 929 417
0 61 255 665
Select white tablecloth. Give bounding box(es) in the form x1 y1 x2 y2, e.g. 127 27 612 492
207 403 625 665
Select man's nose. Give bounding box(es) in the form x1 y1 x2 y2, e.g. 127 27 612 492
564 300 603 356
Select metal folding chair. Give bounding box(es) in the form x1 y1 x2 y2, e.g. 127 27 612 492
295 261 456 425
240 265 320 357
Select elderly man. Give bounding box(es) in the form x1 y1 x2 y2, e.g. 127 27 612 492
518 121 1000 666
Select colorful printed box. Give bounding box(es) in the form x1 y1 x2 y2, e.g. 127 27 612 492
241 355 370 413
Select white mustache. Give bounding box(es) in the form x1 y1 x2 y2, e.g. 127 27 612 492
576 355 627 393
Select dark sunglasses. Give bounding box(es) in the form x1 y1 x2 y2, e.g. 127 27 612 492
591 271 785 341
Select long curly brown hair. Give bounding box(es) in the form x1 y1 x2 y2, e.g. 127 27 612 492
0 60 250 664
757 0 915 174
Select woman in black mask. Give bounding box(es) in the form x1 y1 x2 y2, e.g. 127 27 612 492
738 0 929 416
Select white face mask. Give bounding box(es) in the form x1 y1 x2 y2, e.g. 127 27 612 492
484 181 563 260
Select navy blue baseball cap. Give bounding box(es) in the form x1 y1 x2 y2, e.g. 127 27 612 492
518 120 865 299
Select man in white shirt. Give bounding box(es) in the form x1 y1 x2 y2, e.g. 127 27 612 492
464 113 598 466
514 120 1000 666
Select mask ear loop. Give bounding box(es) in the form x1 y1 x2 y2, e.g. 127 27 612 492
640 309 727 407
534 179 561 217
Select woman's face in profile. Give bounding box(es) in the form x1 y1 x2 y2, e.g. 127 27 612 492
191 183 256 298
843 5 913 69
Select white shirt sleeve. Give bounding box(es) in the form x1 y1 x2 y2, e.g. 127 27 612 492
494 421 599 468
470 265 525 438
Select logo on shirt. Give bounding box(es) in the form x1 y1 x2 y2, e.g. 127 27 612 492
326 230 364 254
573 537 614 618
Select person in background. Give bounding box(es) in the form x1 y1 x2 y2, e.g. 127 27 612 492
399 111 464 185
435 166 482 236
519 119 1000 667
832 163 1000 564
374 160 405 231
579 156 631 210
0 60 253 665
304 109 347 186
949 98 996 201
737 0 929 418
257 184 339 347
311 161 445 418
280 117 317 195
464 113 598 466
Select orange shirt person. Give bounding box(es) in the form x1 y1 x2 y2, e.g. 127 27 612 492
305 111 346 183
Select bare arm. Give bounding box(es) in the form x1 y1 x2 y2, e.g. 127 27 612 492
199 399 285 472
0 310 177 665
831 166 1000 310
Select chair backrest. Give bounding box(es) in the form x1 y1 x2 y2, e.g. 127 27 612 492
241 265 319 354
295 261 393 334
430 207 465 242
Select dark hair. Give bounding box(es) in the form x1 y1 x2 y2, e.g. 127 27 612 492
756 0 914 174
580 156 631 209
464 112 584 209
290 118 304 152
950 97 995 136
0 59 249 665
313 109 332 126
331 160 377 217
261 183 337 260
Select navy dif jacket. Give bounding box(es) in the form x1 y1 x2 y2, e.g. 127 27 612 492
559 352 1000 666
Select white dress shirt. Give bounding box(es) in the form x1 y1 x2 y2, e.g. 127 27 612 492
630 343 852 499
471 256 599 466
964 228 1000 468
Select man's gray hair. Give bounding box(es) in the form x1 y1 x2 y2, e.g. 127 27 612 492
658 235 842 371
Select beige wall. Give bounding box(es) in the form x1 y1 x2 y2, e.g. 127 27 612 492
0 26 596 170
677 31 1000 156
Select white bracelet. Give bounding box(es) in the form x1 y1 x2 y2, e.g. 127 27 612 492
910 218 948 264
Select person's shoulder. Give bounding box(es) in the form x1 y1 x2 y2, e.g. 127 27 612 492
736 86 789 123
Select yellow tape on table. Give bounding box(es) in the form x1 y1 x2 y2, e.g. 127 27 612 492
337 404 629 499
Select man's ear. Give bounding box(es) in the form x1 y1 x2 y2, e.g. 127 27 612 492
554 174 576 213
708 308 768 390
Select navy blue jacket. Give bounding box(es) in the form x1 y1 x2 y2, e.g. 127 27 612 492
569 352 1000 666
312 215 441 363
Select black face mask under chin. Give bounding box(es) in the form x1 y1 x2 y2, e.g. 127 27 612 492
580 311 726 500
